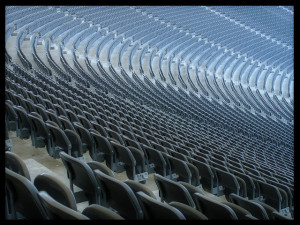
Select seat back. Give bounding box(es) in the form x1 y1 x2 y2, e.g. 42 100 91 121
87 161 115 177
5 151 31 181
5 168 49 219
64 129 83 158
38 191 89 220
82 204 124 220
229 193 269 220
154 173 196 208
59 151 101 205
124 180 157 199
169 201 208 220
257 180 282 211
136 192 185 220
142 145 168 176
34 173 77 210
94 169 144 219
28 112 49 148
58 115 76 131
12 105 31 139
193 193 238 220
214 167 240 197
73 122 95 156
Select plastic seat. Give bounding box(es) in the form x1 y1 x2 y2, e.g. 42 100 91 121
229 193 269 220
87 161 115 177
53 103 68 117
5 101 18 131
58 115 76 131
5 168 49 219
124 180 157 199
5 151 31 181
59 151 102 205
168 201 208 220
28 112 50 148
111 141 148 183
73 122 95 157
34 173 77 210
221 201 254 220
93 169 144 219
136 191 185 220
34 104 50 122
91 121 109 137
65 109 80 123
46 109 63 128
193 193 238 220
12 105 31 139
64 129 84 158
272 211 293 220
38 191 89 220
46 121 72 158
77 114 93 129
154 173 196 208
82 204 124 220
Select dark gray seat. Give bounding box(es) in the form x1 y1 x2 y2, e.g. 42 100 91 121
12 105 31 139
5 101 18 131
73 122 95 157
169 201 208 220
154 173 196 208
34 173 77 210
193 193 238 220
5 151 31 181
58 115 76 131
5 168 49 219
28 112 50 148
124 179 157 199
82 204 124 220
38 191 89 220
136 191 186 220
64 129 84 158
272 211 293 220
87 161 115 177
59 151 102 205
93 169 144 219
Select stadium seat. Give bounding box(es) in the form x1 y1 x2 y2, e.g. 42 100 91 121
82 204 124 220
5 151 31 181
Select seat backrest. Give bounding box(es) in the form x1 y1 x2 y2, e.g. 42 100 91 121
272 211 293 220
82 204 124 220
193 193 238 220
169 201 208 220
221 201 253 220
58 115 76 131
38 191 89 220
93 169 143 219
257 180 282 211
214 167 240 196
5 168 49 219
34 173 77 210
154 173 196 208
124 180 157 199
136 192 186 220
59 151 101 205
229 193 269 220
5 151 31 181
87 161 115 177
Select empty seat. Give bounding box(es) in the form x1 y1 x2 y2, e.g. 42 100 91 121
38 191 89 220
34 173 77 210
59 151 102 205
229 193 269 220
77 114 93 129
154 173 196 208
93 169 144 219
5 101 18 131
272 211 293 220
28 112 50 148
64 129 84 158
58 115 76 131
193 193 238 220
82 204 124 220
168 201 208 220
5 151 31 181
5 168 49 219
221 201 254 220
136 191 186 220
12 105 31 139
73 122 95 157
87 161 115 177
124 180 157 199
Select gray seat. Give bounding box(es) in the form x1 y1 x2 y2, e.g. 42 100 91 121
12 105 31 139
34 173 77 210
5 101 18 131
5 151 31 181
136 191 186 220
193 193 238 220
93 169 144 219
154 173 196 208
59 151 102 205
272 211 293 220
229 193 269 220
124 179 157 199
87 160 115 177
28 112 50 148
221 201 254 220
38 191 89 220
73 122 95 157
82 204 124 220
169 201 208 220
5 168 49 219
64 129 84 158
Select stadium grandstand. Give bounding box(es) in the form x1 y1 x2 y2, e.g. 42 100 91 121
5 5 293 220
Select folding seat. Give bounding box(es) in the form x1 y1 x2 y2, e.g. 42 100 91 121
105 127 125 145
73 122 95 156
151 142 169 153
189 159 218 194
174 146 192 157
83 110 96 122
82 204 124 220
23 98 37 113
154 173 196 208
272 211 293 220
14 93 30 111
120 128 137 141
131 127 145 138
87 161 115 178
124 180 157 199
5 168 49 219
221 201 255 220
229 193 269 220
135 133 153 147
110 141 148 183
77 114 93 129
65 108 80 123
141 145 170 176
5 101 18 131
43 99 56 111
190 152 210 164
59 152 102 205
28 112 50 148
38 191 89 220
243 165 261 176
34 173 77 210
12 105 31 139
168 201 208 220
58 115 76 131
45 121 72 158
213 167 247 199
93 169 144 219
64 101 74 111
168 149 189 161
5 151 31 181
106 121 122 134
136 191 185 220
34 104 50 122
46 109 63 128
193 193 238 220
158 138 175 150
64 129 84 158
90 121 109 137
256 180 285 212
